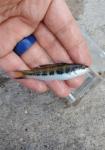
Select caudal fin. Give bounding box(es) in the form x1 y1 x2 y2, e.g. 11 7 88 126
12 71 25 79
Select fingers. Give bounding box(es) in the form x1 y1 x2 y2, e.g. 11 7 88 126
0 17 52 93
0 52 48 93
21 42 71 97
0 16 70 97
20 0 52 25
0 17 34 58
35 23 84 88
44 0 92 65
35 23 71 63
0 0 90 97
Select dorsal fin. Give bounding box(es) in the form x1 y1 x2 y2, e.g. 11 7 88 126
39 64 54 68
31 64 52 70
35 63 70 69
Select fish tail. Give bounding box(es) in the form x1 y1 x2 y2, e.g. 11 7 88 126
13 71 25 79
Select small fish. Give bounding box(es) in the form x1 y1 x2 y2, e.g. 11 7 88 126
13 63 89 81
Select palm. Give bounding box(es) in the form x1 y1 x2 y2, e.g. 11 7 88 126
0 0 51 23
0 0 91 97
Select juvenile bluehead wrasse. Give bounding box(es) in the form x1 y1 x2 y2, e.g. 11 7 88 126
13 63 89 81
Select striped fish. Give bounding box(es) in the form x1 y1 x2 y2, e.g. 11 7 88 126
13 63 89 81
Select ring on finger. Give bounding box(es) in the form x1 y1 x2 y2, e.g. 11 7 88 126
13 34 37 56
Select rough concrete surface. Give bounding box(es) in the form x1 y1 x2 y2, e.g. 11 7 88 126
0 0 105 150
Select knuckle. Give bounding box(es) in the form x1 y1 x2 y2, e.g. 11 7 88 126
45 37 56 50
68 77 84 88
0 49 11 59
36 88 48 94
56 18 74 35
56 88 70 97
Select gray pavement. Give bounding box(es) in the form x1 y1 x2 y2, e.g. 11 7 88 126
0 0 105 149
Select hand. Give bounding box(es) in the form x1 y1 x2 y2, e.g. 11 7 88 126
0 0 91 97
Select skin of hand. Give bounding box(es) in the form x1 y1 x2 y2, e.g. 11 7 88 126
0 0 92 97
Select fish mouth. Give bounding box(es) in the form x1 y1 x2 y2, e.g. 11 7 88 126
82 64 89 69
76 64 89 69
72 67 89 77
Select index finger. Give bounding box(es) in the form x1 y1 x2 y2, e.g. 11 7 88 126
44 0 91 65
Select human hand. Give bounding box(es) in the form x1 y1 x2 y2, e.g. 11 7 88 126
0 0 91 97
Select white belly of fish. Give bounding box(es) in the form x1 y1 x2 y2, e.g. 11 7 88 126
26 68 89 81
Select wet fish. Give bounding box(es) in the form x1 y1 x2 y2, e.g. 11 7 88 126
13 63 89 81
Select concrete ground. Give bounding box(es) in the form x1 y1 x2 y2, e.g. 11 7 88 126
0 0 105 149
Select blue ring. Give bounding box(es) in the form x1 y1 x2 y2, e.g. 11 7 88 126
14 34 37 56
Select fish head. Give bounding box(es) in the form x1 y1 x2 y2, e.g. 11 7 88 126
72 64 89 76
67 64 89 78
